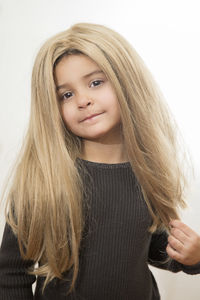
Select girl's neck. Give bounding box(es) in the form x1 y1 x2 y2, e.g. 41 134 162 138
80 128 128 164
80 143 128 164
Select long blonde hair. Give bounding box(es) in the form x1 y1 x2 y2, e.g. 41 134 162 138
4 22 189 292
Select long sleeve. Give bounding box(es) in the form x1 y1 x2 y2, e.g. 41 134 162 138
148 230 200 274
0 223 36 300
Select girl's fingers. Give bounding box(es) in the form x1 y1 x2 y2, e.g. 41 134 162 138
166 243 182 262
168 235 184 252
170 220 197 238
168 220 200 265
170 227 188 245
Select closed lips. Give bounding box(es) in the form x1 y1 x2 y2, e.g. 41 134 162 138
81 112 103 122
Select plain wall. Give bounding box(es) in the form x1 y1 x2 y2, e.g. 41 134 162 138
0 0 200 299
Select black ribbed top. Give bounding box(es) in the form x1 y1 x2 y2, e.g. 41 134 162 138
1 158 200 300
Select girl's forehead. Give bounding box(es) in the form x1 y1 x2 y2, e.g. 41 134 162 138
56 54 99 70
54 54 104 89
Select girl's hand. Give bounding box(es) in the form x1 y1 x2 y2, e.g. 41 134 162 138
166 219 200 266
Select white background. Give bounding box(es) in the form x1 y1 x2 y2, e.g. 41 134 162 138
0 0 200 299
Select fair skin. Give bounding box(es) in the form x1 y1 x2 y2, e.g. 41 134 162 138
55 53 200 266
55 54 128 164
167 219 200 266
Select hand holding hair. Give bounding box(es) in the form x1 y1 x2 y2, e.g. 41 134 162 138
166 219 200 266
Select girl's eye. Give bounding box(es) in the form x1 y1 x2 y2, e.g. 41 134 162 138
61 91 73 100
90 80 103 87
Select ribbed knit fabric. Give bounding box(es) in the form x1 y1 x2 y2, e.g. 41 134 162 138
0 158 200 300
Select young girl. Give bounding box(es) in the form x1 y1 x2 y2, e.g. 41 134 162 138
0 23 200 300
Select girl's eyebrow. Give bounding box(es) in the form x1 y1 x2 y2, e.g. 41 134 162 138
56 69 104 91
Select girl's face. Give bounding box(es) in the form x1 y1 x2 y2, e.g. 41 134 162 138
54 54 122 143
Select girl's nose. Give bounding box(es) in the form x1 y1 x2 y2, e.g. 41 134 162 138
77 94 93 108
